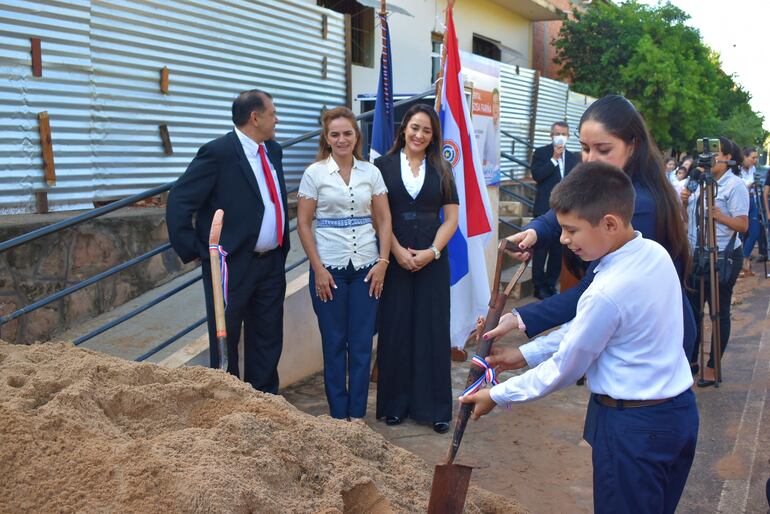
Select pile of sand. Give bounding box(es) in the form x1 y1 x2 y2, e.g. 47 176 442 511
0 341 524 513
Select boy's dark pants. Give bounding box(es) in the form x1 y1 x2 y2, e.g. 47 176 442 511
591 390 698 514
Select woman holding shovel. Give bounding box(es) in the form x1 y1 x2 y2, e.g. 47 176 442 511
297 107 392 422
488 95 695 371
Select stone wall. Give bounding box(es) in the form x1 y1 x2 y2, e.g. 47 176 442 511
0 208 194 343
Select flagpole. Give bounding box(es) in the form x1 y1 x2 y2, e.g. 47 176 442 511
434 0 455 111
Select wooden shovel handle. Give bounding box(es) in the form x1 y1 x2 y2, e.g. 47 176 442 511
208 210 226 337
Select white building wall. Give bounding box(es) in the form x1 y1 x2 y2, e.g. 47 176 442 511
349 0 533 113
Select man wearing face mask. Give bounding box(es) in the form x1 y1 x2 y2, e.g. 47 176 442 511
530 121 579 299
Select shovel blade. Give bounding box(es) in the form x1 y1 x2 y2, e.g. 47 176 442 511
427 463 473 514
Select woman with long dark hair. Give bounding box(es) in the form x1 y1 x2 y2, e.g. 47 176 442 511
681 137 748 386
373 104 459 433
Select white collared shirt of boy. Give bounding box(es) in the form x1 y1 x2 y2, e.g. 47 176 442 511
685 171 749 252
298 155 388 269
234 127 284 252
400 150 426 199
489 233 694 406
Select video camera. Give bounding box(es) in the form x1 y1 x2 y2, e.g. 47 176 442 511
685 137 722 192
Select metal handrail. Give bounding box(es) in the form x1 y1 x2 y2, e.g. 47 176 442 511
73 274 202 346
499 217 522 232
280 89 434 148
501 151 532 170
501 130 534 150
135 317 207 362
0 183 173 254
0 243 171 325
500 187 534 209
0 87 434 361
137 253 311 362
499 169 536 194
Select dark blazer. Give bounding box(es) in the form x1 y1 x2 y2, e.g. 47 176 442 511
531 144 579 216
166 132 290 282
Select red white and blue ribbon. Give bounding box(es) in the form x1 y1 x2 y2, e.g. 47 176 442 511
462 354 498 396
209 244 229 309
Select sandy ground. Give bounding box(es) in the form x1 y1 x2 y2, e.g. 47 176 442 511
0 342 525 514
285 269 770 514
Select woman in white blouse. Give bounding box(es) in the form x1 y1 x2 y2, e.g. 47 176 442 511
297 106 392 422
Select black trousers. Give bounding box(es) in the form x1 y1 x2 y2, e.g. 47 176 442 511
532 237 562 292
686 245 743 369
201 249 286 393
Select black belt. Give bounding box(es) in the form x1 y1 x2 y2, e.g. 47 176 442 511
254 248 279 258
400 212 438 221
595 394 673 409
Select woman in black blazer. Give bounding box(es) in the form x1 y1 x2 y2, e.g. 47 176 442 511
373 104 459 433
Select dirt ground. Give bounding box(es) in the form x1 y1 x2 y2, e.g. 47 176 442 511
0 342 525 514
285 268 770 514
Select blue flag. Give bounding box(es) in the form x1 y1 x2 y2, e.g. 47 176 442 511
369 11 394 161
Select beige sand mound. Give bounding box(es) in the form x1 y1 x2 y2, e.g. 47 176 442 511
0 342 524 514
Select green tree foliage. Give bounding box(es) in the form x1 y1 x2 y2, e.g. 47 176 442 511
554 1 766 151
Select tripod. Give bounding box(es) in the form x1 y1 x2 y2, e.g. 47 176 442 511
689 157 723 386
751 178 768 278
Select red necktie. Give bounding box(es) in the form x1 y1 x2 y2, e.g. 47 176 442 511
257 144 283 247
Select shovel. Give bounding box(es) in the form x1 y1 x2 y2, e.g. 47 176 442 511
427 239 531 513
208 209 229 372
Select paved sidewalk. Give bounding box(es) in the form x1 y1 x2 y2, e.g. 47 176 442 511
283 275 770 513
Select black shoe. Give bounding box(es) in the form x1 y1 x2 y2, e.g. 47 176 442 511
385 416 402 426
433 422 450 433
697 378 716 388
548 286 559 296
756 254 767 262
534 288 553 300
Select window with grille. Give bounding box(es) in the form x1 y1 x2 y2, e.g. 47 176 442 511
318 0 374 67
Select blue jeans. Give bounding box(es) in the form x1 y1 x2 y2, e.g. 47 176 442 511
591 390 699 514
742 196 766 258
309 262 378 419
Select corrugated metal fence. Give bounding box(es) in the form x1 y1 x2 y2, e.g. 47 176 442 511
0 0 346 213
499 63 595 178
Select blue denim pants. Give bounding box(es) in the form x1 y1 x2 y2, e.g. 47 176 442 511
309 262 378 419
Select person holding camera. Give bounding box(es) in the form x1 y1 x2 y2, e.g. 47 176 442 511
680 137 749 386
530 121 579 299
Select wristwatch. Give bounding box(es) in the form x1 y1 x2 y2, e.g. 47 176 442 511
429 245 441 260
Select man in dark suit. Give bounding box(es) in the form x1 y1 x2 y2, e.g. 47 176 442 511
166 89 290 393
530 120 578 299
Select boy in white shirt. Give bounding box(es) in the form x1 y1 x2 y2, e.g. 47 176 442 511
460 161 698 514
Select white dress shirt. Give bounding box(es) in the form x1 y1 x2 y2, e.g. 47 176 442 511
400 150 426 199
550 151 565 178
491 233 693 405
298 155 388 269
234 127 285 252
